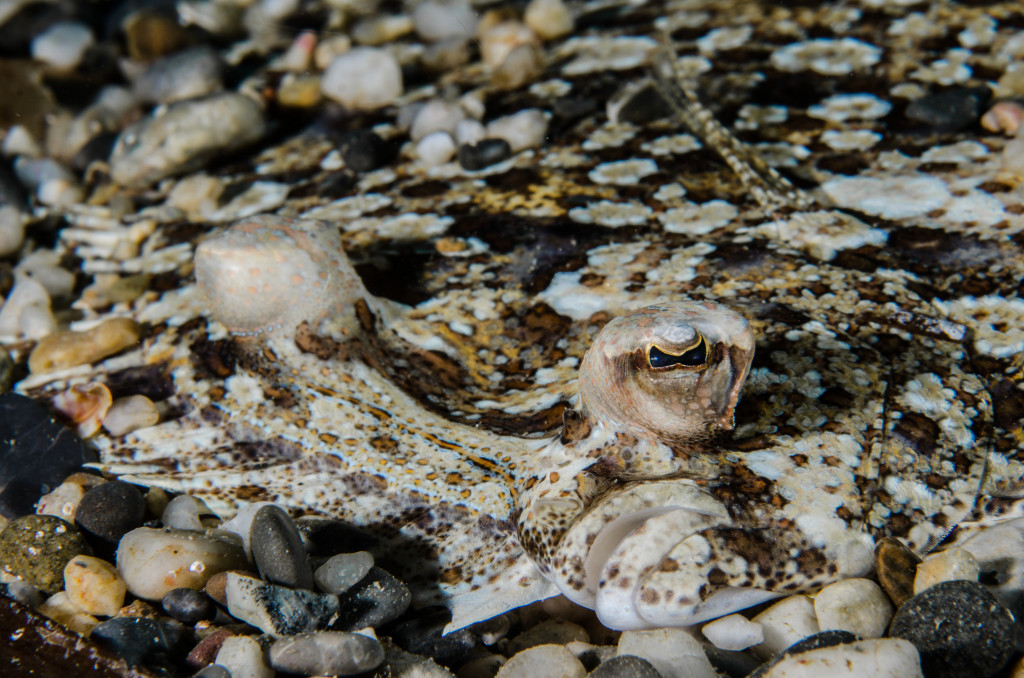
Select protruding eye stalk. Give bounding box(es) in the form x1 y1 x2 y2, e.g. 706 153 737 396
648 335 709 369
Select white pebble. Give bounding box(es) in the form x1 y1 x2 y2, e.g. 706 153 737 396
36 481 86 522
37 176 84 206
495 644 586 678
3 125 43 157
524 0 574 41
416 131 456 166
103 395 160 437
411 100 466 141
0 276 54 340
38 591 100 635
760 638 922 678
321 48 403 111
486 109 548 153
701 614 764 651
314 35 352 71
914 547 980 594
617 628 717 678
116 527 248 600
814 578 893 639
454 119 485 146
751 595 820 659
219 501 278 559
216 636 275 678
0 206 25 257
480 21 540 70
413 0 478 42
31 22 94 70
16 250 76 298
161 494 206 531
64 555 126 617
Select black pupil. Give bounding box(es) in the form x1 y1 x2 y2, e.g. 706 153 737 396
649 339 707 368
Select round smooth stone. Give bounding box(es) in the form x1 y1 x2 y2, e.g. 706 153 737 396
132 46 223 105
250 504 313 589
486 109 548 153
31 21 94 70
75 481 145 543
506 619 588 655
193 665 232 678
64 554 126 616
161 494 205 532
321 48 403 111
416 131 457 167
813 578 893 639
268 631 385 676
617 628 718 678
162 587 216 624
339 130 393 173
314 551 374 594
913 548 980 594
412 0 477 42
91 616 186 667
701 613 765 651
116 527 248 600
0 514 91 593
758 638 922 678
590 655 663 678
457 138 512 171
890 580 1017 678
334 566 411 630
751 595 820 660
875 536 921 607
495 645 586 678
38 590 100 635
215 636 273 678
905 87 991 132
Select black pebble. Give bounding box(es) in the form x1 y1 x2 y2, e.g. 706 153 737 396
75 481 145 543
590 655 663 678
162 587 215 624
335 566 412 630
295 516 379 556
457 139 512 171
608 80 674 125
392 606 477 665
339 130 395 172
250 505 314 589
890 580 1018 678
193 665 232 678
91 616 187 667
0 393 96 519
905 86 991 132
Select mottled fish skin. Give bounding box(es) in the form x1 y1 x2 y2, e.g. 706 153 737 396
14 0 1024 633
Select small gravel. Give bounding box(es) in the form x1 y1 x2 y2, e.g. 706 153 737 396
268 631 386 676
458 139 512 170
0 514 92 593
162 587 215 624
75 481 145 544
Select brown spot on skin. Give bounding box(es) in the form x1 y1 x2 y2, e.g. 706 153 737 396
795 548 827 572
640 588 660 605
992 380 1024 431
561 408 593 444
190 336 237 379
893 412 940 456
707 567 729 586
295 322 350 361
659 559 680 573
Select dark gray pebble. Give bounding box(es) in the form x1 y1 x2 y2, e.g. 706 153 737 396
392 606 477 665
905 86 991 132
0 514 92 593
340 130 394 172
4 579 45 608
590 655 663 678
250 505 313 589
335 566 411 630
314 551 374 595
0 392 96 519
162 587 216 624
295 516 379 556
193 665 232 678
75 481 145 543
607 80 673 125
458 138 512 171
890 580 1017 678
91 616 187 667
225 573 340 636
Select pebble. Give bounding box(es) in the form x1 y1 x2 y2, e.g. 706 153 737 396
38 590 100 635
981 101 1024 136
813 578 893 639
759 639 922 678
339 129 394 172
132 46 224 105
109 92 266 188
392 607 478 665
225 572 340 636
507 619 589 656
102 394 160 437
421 38 471 73
122 10 190 61
486 109 548 153
91 615 186 666
913 547 980 594
295 516 380 555
0 514 91 593
335 566 412 630
607 80 675 125
162 494 207 531
31 21 94 71
905 86 992 132
955 517 1024 612
51 382 113 438
187 628 234 669
751 595 820 659
314 551 375 594
701 613 765 651
28 317 142 374
413 0 478 42
321 48 403 111
492 43 545 91
0 393 94 518
495 644 587 678
890 580 1017 678
524 0 574 41
480 21 540 70
0 275 55 340
458 139 512 171
617 628 717 678
0 205 24 257
162 587 216 624
268 631 386 675
416 131 457 167
352 14 414 46
194 665 232 678
590 655 663 678
411 101 466 142
875 537 921 607
216 636 274 678
116 527 248 600
16 249 76 298
75 481 145 543
455 119 486 146
5 579 46 608
63 554 126 617
250 504 314 589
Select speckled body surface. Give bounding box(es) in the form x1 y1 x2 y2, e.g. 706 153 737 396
10 0 1024 633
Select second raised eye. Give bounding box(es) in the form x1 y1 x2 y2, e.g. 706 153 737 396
648 336 708 369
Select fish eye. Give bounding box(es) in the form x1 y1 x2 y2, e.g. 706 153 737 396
648 335 708 369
